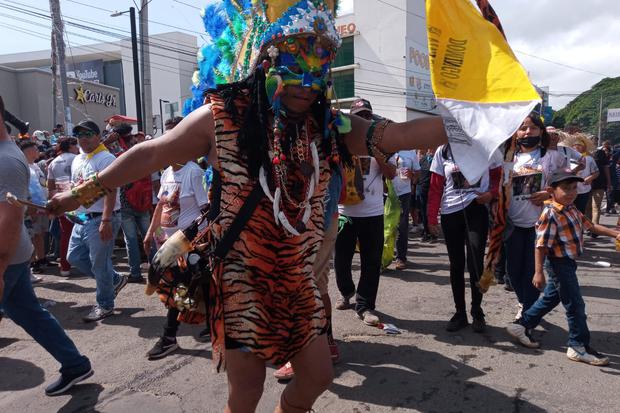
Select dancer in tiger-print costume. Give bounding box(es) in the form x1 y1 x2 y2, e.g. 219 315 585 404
48 1 449 411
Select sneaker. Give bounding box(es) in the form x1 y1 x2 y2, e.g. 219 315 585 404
60 270 71 277
31 263 43 274
494 276 505 285
567 345 609 366
507 322 540 348
335 293 354 310
395 259 407 270
471 317 486 333
328 335 340 364
127 275 145 284
113 275 128 297
30 273 43 284
446 313 469 332
83 306 113 322
197 328 211 342
514 303 523 321
147 337 179 360
503 283 514 292
45 367 94 396
358 310 380 326
273 361 294 380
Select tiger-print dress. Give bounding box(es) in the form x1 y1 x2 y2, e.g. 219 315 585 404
207 91 333 371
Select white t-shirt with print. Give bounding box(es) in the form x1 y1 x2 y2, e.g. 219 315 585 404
71 150 120 213
509 148 552 228
390 150 421 196
574 155 598 194
339 156 384 217
430 145 489 215
158 162 209 239
47 152 77 182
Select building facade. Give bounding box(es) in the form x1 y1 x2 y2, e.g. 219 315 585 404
0 65 120 133
0 31 197 135
333 0 437 121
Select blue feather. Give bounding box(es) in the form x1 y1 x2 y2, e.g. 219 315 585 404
202 3 228 39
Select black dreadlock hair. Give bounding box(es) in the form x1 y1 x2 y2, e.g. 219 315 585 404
211 67 351 179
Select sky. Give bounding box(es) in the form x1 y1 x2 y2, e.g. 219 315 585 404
0 0 617 110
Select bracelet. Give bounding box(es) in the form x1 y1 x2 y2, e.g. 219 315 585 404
70 173 112 209
365 119 393 163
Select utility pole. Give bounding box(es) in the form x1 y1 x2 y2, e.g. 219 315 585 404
597 94 603 147
129 7 143 132
139 0 153 135
49 0 72 131
50 31 58 126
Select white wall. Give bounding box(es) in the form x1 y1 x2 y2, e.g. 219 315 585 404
351 0 408 122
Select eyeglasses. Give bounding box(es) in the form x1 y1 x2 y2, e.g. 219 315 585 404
73 131 96 138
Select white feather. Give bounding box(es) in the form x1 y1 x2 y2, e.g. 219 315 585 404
259 166 274 202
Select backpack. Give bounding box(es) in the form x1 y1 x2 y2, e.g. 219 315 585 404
124 176 153 212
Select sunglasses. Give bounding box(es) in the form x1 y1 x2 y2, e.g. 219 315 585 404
73 131 96 138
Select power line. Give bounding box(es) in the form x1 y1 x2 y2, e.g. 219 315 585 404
3 1 199 56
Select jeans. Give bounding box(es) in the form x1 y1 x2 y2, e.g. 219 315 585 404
415 186 429 234
120 207 152 278
396 193 412 261
520 257 590 347
1 262 91 375
575 192 590 216
58 216 74 271
506 226 540 311
335 215 384 314
440 202 488 317
164 307 181 338
67 214 121 310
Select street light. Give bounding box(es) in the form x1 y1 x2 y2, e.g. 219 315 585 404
159 99 170 135
111 7 143 132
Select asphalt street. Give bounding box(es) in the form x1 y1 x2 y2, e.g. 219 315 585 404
1 216 619 413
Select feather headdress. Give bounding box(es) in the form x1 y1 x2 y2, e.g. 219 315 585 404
184 0 341 114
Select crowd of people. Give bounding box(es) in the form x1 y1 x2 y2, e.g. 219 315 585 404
1 2 619 410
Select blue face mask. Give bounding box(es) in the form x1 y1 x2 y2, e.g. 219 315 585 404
264 36 333 106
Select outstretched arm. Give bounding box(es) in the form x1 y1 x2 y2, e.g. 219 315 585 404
48 105 215 214
344 115 448 156
99 105 215 189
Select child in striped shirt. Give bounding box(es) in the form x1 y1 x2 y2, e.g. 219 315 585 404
507 170 620 366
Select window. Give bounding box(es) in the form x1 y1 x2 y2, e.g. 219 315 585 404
332 37 354 68
332 70 354 99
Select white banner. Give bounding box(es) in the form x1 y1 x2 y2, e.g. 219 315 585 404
607 108 620 123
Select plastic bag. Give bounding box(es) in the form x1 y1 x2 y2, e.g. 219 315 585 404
381 180 401 269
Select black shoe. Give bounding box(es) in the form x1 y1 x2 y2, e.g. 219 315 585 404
127 276 145 284
113 275 128 297
45 367 94 396
446 313 469 332
31 262 43 274
494 277 505 285
472 317 486 333
147 337 179 360
197 328 211 342
504 283 514 292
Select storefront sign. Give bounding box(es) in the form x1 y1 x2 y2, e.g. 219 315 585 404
406 40 436 112
336 22 357 37
74 85 117 108
67 60 104 83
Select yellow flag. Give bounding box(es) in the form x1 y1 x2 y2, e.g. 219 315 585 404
427 0 541 182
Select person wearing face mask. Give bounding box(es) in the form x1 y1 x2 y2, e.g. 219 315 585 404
504 114 555 345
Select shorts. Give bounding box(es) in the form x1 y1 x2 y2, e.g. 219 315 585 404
313 218 338 296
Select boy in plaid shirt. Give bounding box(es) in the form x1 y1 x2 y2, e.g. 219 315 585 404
507 170 620 366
